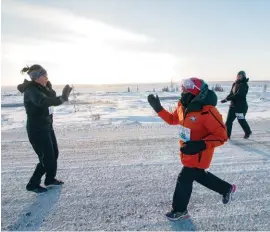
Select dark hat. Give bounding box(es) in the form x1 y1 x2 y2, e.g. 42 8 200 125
237 70 246 78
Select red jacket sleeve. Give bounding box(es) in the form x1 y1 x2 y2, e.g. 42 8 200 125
203 107 228 148
157 103 181 125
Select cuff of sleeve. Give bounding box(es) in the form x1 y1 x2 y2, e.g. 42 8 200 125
157 107 166 116
59 96 66 103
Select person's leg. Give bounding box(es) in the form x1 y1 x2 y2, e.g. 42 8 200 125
27 130 46 185
172 167 196 212
28 163 46 187
44 129 64 186
166 167 196 220
26 130 48 193
51 129 59 160
195 169 236 204
195 169 232 195
225 107 236 138
50 129 59 173
28 130 57 186
236 108 252 138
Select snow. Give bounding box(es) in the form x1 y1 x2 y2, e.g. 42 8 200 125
2 82 270 131
1 81 270 230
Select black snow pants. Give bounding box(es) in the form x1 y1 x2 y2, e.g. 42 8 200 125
172 167 232 212
225 106 252 138
27 127 59 187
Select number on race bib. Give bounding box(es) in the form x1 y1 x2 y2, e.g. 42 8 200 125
178 125 191 142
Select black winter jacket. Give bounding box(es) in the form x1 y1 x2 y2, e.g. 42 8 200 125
17 80 63 130
226 78 249 112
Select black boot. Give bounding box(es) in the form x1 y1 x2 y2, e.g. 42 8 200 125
244 131 252 139
44 179 64 187
26 183 47 194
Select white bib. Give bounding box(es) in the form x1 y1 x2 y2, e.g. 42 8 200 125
48 106 54 115
178 125 191 142
235 113 245 120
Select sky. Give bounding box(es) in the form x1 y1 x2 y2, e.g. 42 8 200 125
1 0 270 86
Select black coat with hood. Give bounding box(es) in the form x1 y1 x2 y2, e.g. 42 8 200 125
17 79 63 130
225 77 249 112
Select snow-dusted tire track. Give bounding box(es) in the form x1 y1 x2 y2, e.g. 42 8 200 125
1 120 270 231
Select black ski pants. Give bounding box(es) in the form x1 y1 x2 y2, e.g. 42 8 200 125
172 167 232 212
27 127 59 187
225 106 251 138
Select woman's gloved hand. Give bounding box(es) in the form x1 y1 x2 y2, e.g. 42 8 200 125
180 140 206 155
61 84 73 101
147 94 163 113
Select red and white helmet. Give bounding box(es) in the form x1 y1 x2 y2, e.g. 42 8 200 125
180 77 203 96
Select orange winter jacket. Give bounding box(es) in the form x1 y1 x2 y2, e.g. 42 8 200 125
158 90 227 169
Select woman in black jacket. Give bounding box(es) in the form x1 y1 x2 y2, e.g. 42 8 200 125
17 64 72 193
221 71 252 139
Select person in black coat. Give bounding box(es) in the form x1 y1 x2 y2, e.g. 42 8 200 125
221 71 252 139
17 64 72 193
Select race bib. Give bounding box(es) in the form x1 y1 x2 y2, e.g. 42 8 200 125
235 113 245 120
178 125 191 142
48 106 54 115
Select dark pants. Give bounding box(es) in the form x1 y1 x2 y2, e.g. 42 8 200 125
172 167 232 212
225 107 251 138
27 128 59 187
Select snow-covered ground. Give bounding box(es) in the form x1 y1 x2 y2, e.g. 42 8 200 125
2 81 270 131
1 81 270 230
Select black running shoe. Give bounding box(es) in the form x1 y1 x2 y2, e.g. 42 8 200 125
44 179 64 187
165 210 189 221
26 184 47 194
222 184 236 204
244 132 252 139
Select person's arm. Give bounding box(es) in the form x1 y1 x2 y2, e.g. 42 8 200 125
226 84 248 101
26 87 64 108
158 107 180 125
148 94 180 125
224 90 233 101
221 85 234 103
202 108 228 148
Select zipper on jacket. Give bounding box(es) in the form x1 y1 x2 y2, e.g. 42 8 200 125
198 152 202 163
181 109 186 160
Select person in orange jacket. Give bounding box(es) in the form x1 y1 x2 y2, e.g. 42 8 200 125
148 77 236 220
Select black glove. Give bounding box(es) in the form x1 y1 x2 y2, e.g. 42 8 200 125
180 140 206 155
46 81 52 90
45 81 58 98
220 99 227 103
147 94 163 113
61 84 73 101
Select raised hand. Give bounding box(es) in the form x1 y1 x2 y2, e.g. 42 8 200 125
147 94 163 113
62 84 73 101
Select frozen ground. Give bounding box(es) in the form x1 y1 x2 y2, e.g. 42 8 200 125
1 82 270 230
1 119 270 231
2 83 270 132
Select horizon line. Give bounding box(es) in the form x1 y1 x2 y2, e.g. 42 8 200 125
2 79 270 88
